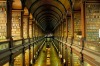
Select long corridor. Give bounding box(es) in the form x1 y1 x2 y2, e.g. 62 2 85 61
33 40 62 66
0 0 100 66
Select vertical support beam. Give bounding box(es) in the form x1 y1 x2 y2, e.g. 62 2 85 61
81 1 86 40
31 20 34 65
66 16 68 41
20 8 24 40
7 0 12 39
80 0 86 66
29 45 31 66
58 25 60 56
37 26 38 39
62 21 64 63
29 20 31 66
33 22 35 63
61 22 63 62
70 10 74 66
7 0 13 66
71 11 74 41
32 21 33 39
34 23 36 40
60 24 62 57
59 24 61 57
27 15 31 66
21 10 25 66
27 15 29 39
65 17 68 66
33 22 36 61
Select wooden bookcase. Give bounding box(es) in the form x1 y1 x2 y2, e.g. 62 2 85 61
23 16 28 38
85 2 100 41
14 54 23 66
12 10 21 40
0 1 7 41
29 20 32 38
74 12 81 40
68 17 72 38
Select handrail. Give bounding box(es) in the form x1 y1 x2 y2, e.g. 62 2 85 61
0 40 10 45
0 40 10 51
84 41 100 52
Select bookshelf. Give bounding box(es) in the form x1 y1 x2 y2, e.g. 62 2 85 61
23 16 28 38
14 54 23 66
25 49 29 66
74 12 81 40
29 20 32 38
72 53 80 66
68 17 72 38
12 11 21 40
85 3 100 41
0 1 7 41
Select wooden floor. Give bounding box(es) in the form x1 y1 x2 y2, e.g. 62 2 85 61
50 43 62 66
33 42 62 66
34 43 46 66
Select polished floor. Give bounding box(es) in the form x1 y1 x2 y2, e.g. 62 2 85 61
33 41 62 66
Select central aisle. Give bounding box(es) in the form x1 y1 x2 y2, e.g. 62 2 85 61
33 41 62 66
50 42 62 66
34 43 46 66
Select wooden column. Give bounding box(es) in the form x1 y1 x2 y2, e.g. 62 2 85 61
61 22 63 62
60 24 62 56
66 16 68 41
20 9 24 52
29 45 31 66
70 9 74 66
27 15 31 66
81 0 85 47
26 18 30 66
23 13 29 66
27 15 29 39
33 21 35 41
7 0 12 40
33 22 35 63
62 19 66 65
32 21 33 38
59 24 61 57
33 22 36 61
65 16 68 66
80 0 86 65
7 0 14 66
71 11 74 41
58 25 60 56
34 23 36 40
21 10 25 66
37 26 38 39
81 1 85 39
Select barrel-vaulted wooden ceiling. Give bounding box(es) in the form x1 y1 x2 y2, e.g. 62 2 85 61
13 0 82 32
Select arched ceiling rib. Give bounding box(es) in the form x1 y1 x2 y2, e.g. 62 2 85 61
21 0 81 32
33 5 63 17
37 16 59 28
38 16 58 24
37 15 58 30
36 13 60 22
39 17 58 28
35 11 61 19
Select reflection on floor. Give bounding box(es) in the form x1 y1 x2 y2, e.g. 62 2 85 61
50 43 62 66
33 41 62 66
34 43 46 66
